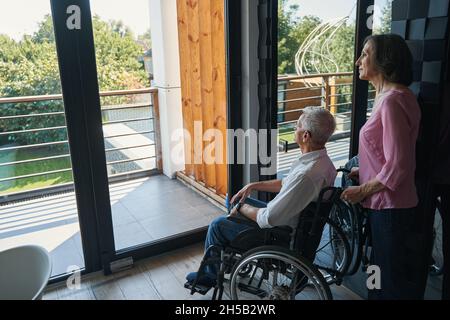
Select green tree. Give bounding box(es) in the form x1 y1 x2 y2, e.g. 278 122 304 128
137 29 152 51
278 4 355 75
278 5 322 74
327 23 355 72
0 32 64 146
32 14 56 43
378 0 393 34
92 15 149 93
0 15 150 146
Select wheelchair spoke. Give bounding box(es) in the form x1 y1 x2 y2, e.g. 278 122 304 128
246 261 258 285
316 240 333 253
313 219 350 278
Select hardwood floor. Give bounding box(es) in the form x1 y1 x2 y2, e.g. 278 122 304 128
43 242 362 300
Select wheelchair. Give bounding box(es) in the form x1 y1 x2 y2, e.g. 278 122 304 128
184 186 351 300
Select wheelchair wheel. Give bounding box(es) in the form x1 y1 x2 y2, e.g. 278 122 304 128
229 246 332 300
330 201 364 276
329 201 357 256
314 217 351 281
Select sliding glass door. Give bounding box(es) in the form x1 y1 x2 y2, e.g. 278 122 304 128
0 0 85 278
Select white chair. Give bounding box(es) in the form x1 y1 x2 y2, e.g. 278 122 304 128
0 245 52 300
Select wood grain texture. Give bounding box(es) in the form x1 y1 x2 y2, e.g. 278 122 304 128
186 0 205 183
210 0 227 196
176 0 228 197
177 0 194 177
199 0 216 189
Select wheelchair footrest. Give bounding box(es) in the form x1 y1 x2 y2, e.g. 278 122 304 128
184 281 213 295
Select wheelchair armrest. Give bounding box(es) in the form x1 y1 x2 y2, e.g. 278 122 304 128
227 213 260 228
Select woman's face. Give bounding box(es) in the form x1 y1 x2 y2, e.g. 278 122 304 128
355 40 379 81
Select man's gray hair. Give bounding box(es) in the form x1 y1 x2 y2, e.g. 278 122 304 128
299 107 336 145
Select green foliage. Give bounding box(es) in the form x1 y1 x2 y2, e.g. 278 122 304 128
377 0 393 34
278 5 322 74
32 14 56 44
278 6 355 75
326 24 355 72
0 147 73 195
138 29 152 51
0 14 150 146
278 0 393 75
92 15 149 93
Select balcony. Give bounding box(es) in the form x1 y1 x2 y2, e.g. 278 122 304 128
0 88 161 198
1 72 362 277
276 73 377 178
0 88 223 277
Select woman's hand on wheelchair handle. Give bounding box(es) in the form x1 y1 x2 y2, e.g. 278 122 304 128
348 167 360 181
341 186 366 204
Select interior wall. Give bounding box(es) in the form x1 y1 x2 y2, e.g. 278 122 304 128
149 0 185 178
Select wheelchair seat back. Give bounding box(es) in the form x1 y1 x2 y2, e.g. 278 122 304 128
293 187 341 261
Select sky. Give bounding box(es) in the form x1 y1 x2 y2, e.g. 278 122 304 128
285 0 389 22
0 0 390 41
0 0 151 41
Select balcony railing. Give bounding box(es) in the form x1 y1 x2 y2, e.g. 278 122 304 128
0 88 161 201
1 73 376 200
277 72 375 151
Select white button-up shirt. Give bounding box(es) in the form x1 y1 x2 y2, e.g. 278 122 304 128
256 148 336 229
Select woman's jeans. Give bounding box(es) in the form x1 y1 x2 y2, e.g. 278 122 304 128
368 208 423 300
203 198 267 277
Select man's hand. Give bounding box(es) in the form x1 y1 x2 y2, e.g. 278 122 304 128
228 204 242 217
341 186 366 204
230 183 254 205
229 205 239 217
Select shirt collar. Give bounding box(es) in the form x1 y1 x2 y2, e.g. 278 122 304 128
298 148 327 164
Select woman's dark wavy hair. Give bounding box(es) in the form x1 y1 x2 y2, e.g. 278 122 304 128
364 34 413 86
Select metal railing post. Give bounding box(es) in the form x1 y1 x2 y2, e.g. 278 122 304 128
329 77 337 115
322 75 330 111
152 90 163 172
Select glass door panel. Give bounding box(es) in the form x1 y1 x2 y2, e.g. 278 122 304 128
277 0 358 178
0 0 84 277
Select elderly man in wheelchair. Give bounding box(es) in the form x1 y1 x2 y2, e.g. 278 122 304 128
185 107 342 300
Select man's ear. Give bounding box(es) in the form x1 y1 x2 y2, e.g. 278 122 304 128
303 131 309 141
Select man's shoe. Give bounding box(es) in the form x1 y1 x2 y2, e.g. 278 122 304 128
186 271 217 288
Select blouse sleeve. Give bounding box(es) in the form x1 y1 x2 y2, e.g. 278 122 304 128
375 96 414 191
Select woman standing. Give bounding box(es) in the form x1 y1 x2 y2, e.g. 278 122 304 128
341 34 422 299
